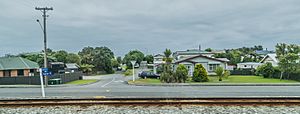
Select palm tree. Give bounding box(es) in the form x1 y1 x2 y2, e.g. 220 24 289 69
80 64 94 75
163 49 172 64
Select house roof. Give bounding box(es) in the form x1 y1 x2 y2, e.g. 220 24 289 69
174 54 228 64
50 62 64 65
0 57 39 70
154 54 164 57
215 58 230 62
174 49 213 55
260 53 278 63
237 62 262 65
65 63 79 69
255 50 274 55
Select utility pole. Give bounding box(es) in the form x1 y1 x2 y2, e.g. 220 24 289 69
35 7 53 87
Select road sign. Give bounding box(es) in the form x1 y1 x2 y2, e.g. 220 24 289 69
41 68 52 76
130 61 137 82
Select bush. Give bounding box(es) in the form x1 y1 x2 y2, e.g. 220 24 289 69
160 64 175 83
256 62 275 78
124 69 133 76
223 70 231 79
192 64 209 82
174 64 188 83
215 66 224 81
160 71 174 83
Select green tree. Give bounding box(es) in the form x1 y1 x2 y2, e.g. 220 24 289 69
123 50 145 69
19 50 56 67
93 47 114 74
254 45 263 50
78 46 94 65
66 53 81 64
78 46 115 74
175 64 188 83
117 56 122 64
54 50 68 63
213 45 265 65
205 48 212 52
111 58 120 68
276 43 300 80
278 53 299 79
144 55 154 64
192 64 209 82
215 66 224 81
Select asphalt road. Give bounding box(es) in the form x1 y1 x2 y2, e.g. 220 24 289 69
1 72 300 98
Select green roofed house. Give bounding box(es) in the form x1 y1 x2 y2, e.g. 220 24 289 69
0 57 39 77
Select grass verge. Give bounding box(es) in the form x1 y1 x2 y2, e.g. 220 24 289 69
128 75 298 84
206 75 298 83
66 79 98 85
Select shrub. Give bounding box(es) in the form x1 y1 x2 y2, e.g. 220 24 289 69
160 64 175 83
255 62 275 78
215 66 224 81
175 64 188 83
124 69 133 76
192 64 209 82
223 70 231 79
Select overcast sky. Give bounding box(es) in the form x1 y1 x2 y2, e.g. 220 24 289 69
1 0 300 56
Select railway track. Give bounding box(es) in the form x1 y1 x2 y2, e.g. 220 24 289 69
1 97 300 106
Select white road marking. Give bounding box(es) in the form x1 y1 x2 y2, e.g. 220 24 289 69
114 80 124 83
101 77 115 87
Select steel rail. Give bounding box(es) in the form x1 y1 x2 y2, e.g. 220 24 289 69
1 97 300 106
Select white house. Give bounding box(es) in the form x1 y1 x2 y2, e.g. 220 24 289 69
237 62 262 69
260 54 278 66
174 55 229 75
153 54 165 74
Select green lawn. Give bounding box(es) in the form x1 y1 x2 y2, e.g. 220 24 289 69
129 75 298 84
66 79 98 85
206 75 298 83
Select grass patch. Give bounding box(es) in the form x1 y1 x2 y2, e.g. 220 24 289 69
128 78 161 84
129 75 298 84
205 75 298 83
66 79 98 85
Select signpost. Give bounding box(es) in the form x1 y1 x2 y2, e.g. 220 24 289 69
130 61 137 82
39 68 52 97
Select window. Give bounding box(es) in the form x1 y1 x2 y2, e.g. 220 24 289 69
3 70 10 77
209 64 219 71
17 70 24 76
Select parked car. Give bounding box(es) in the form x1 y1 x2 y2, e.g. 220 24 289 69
138 71 160 79
116 67 122 71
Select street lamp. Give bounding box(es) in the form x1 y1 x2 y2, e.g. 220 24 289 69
130 60 137 82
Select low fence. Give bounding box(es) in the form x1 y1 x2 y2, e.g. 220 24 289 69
0 72 83 85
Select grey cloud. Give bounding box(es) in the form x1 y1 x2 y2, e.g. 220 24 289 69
1 0 300 56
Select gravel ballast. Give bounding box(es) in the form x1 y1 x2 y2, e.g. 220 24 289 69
0 105 300 114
